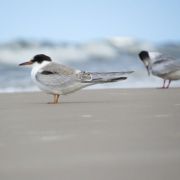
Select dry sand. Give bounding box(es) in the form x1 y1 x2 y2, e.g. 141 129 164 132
0 88 180 180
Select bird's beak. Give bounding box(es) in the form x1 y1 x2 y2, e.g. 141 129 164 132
146 65 150 76
19 60 33 66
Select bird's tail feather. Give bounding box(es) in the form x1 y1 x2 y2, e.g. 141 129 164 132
90 76 127 83
79 71 133 83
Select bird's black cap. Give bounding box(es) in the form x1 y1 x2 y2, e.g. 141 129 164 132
32 54 52 63
138 51 149 61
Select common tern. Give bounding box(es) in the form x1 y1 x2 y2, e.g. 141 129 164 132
139 50 180 88
19 54 133 103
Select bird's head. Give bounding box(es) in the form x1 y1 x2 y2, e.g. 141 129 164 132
138 50 151 76
19 54 52 66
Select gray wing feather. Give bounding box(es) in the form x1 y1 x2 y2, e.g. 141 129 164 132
36 63 77 87
41 62 75 75
77 71 133 83
36 62 132 86
36 73 76 87
152 55 180 75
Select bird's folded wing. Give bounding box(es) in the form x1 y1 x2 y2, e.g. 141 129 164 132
77 71 133 83
153 58 180 75
36 62 133 85
41 62 75 75
36 63 77 86
36 73 77 87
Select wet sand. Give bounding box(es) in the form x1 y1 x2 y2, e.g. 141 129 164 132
0 89 180 180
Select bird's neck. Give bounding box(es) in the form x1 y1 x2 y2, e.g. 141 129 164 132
31 61 51 77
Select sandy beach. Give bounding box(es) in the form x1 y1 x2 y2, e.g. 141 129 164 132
0 88 180 180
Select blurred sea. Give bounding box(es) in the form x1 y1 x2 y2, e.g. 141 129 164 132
1 37 180 93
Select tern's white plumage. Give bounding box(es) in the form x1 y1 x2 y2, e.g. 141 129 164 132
19 54 133 103
139 50 180 88
31 60 51 87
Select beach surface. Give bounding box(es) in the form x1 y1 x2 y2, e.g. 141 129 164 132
0 88 180 180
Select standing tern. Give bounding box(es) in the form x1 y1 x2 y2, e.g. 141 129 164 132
19 54 133 104
139 50 180 88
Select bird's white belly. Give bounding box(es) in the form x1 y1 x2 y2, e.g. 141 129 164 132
31 62 56 94
167 70 180 80
153 70 180 80
31 69 52 93
59 82 91 95
34 79 90 95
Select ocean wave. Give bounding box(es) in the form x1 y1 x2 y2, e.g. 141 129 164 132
0 37 180 93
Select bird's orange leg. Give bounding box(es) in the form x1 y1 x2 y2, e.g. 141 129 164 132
48 94 60 104
55 94 60 104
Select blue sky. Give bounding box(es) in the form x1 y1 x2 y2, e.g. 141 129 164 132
0 0 179 43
